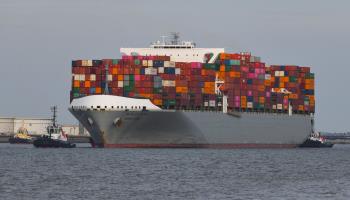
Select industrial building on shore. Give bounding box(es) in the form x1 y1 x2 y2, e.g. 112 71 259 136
0 117 89 136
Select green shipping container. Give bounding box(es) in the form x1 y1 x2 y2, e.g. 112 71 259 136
203 63 218 70
289 76 297 82
134 59 141 65
305 73 315 79
112 59 119 65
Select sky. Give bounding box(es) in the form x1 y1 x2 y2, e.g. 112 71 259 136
0 0 349 132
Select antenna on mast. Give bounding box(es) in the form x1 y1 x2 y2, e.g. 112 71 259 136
51 106 57 127
170 32 180 45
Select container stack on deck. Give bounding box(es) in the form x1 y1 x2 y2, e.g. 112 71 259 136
71 52 315 114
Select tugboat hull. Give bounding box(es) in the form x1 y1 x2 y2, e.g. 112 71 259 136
33 137 76 148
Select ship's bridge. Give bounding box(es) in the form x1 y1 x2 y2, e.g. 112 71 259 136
120 33 224 63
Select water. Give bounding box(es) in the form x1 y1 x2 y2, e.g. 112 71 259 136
0 144 350 200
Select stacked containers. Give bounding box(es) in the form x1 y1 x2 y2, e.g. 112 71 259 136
71 53 315 114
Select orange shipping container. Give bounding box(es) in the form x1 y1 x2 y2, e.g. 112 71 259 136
112 68 118 75
84 81 91 88
241 96 247 102
229 71 241 78
305 79 314 85
241 101 247 108
259 97 265 103
298 105 304 111
264 80 271 86
220 65 225 72
118 75 123 81
305 84 314 89
279 82 285 88
289 94 298 99
203 87 215 94
74 81 80 88
96 87 102 94
204 82 215 88
176 87 188 93
258 85 265 92
218 72 226 80
152 99 163 105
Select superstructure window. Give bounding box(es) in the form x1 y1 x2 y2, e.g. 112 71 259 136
121 106 123 109
117 106 119 109
97 106 100 108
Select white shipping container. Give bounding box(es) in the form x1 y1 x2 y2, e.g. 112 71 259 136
87 60 93 66
107 75 112 81
277 104 283 110
118 81 123 87
247 102 253 108
162 80 175 87
204 102 209 107
80 74 85 81
265 74 271 80
272 105 277 109
142 60 148 67
90 74 96 81
275 71 280 77
74 74 80 81
169 61 175 67
147 60 153 67
175 68 181 75
164 61 170 67
158 67 164 73
279 71 285 77
209 100 216 107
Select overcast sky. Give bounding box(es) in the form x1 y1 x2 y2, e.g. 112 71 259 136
0 0 349 132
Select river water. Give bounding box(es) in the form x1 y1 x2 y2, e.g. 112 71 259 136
0 144 349 200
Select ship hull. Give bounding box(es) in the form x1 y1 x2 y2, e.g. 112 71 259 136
69 109 312 148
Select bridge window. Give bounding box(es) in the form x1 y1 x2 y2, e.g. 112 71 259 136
97 106 100 108
121 106 123 109
117 106 119 109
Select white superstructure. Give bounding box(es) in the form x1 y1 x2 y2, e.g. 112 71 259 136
121 33 224 63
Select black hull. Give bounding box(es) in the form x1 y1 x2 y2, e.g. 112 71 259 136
8 137 32 144
299 139 334 148
33 137 76 148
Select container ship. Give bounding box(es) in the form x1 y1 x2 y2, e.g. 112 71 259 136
69 33 315 148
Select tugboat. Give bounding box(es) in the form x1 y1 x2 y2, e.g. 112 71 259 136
9 127 33 144
33 106 76 148
299 132 334 148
